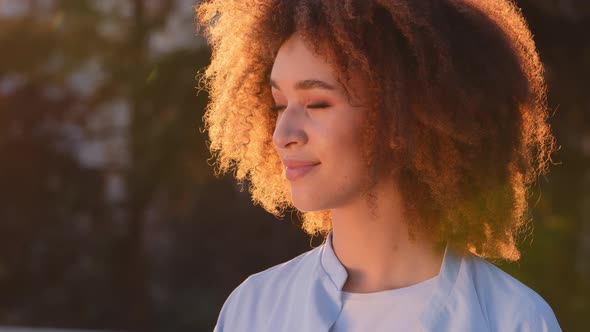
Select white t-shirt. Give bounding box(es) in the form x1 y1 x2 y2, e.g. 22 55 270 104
329 275 439 332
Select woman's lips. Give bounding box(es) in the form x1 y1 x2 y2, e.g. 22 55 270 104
285 163 320 181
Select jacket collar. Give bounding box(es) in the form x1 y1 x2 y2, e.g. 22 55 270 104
316 231 487 331
319 231 458 294
319 231 348 290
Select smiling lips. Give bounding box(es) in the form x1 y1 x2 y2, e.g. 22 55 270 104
282 159 321 181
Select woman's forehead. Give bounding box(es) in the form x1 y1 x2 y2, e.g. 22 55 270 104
270 34 337 87
270 33 370 103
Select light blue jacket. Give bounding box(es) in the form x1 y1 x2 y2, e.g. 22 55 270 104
214 232 560 331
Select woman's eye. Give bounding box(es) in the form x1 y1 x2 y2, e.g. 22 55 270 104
306 102 331 109
271 104 286 112
271 102 331 112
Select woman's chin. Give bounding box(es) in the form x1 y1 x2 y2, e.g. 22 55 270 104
291 197 326 212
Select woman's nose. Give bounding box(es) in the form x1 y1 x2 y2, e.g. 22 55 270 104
272 106 308 150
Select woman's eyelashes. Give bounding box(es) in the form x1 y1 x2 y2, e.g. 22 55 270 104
307 102 331 109
271 104 286 112
271 102 331 112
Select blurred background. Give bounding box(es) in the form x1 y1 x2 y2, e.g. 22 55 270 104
0 0 588 331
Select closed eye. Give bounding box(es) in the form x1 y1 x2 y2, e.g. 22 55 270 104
271 104 286 112
271 102 331 112
307 103 331 109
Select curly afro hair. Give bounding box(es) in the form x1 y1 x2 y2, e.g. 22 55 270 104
196 0 557 261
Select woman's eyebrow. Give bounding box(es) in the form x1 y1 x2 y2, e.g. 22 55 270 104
270 78 337 91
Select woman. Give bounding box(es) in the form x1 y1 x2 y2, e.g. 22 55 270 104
197 0 561 331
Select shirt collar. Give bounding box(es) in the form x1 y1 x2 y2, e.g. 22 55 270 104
420 241 463 328
319 230 462 298
317 230 475 330
319 231 348 290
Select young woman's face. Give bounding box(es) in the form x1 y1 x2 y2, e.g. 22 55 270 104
270 33 370 212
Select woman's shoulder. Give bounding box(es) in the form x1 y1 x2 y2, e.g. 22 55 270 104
214 245 323 331
464 253 553 306
460 253 561 331
245 243 323 287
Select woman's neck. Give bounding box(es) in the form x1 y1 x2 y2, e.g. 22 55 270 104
330 181 444 293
